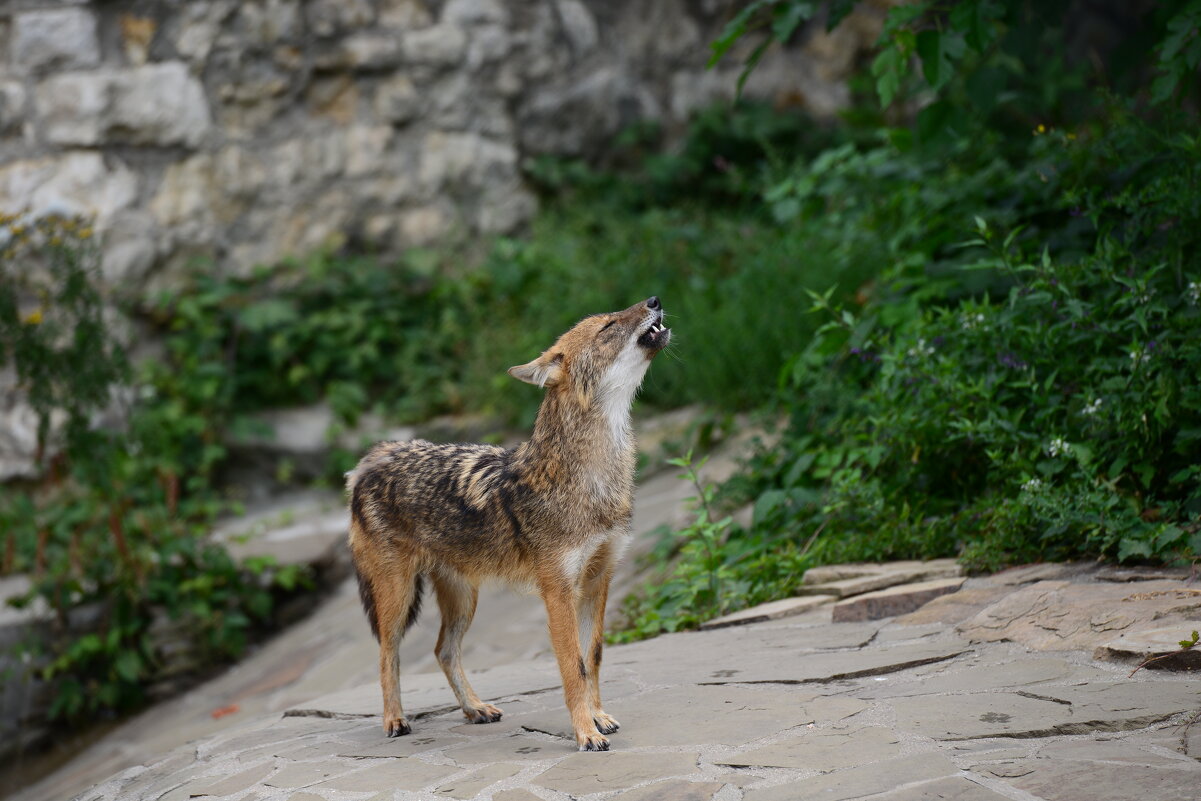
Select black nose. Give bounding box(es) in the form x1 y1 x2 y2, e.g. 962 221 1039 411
646 296 660 310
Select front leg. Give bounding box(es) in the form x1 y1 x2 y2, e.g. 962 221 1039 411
541 576 609 751
579 543 619 735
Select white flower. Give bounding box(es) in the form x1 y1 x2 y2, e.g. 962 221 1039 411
1021 478 1044 493
907 338 935 358
1047 437 1070 458
961 312 986 330
1081 398 1103 416
1129 348 1145 367
1188 281 1200 305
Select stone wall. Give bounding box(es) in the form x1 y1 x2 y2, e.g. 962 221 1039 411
0 0 884 288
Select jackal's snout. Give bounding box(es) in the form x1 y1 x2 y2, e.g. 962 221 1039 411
637 295 671 354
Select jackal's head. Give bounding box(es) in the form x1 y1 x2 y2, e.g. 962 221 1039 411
508 297 671 404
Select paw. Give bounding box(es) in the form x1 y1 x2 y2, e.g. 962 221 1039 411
464 703 504 724
384 717 411 737
593 712 621 735
577 731 610 751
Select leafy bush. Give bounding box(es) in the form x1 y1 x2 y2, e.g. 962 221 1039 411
1 216 305 720
614 0 1201 642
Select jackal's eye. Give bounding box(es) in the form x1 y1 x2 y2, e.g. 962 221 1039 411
598 319 616 333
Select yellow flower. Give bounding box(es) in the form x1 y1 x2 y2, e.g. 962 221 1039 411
79 227 94 239
23 309 43 325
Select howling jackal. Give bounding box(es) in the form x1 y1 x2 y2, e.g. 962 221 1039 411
346 296 671 751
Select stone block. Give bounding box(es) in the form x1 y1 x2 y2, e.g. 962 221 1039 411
0 152 138 227
375 75 421 124
700 595 836 629
802 558 962 589
957 579 1201 651
832 577 966 622
13 8 101 73
306 0 376 37
892 586 1015 626
38 63 212 147
404 25 467 66
1095 625 1201 670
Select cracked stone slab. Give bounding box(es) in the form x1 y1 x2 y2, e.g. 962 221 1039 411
716 726 904 770
263 761 354 788
1094 626 1201 670
832 577 967 622
444 732 573 764
957 579 1201 652
284 660 562 719
184 762 275 797
700 595 836 629
875 776 1013 800
694 639 970 685
516 687 868 748
311 758 459 792
1000 757 1201 801
890 679 1201 740
742 752 958 801
847 657 1109 699
434 763 521 798
611 779 725 800
533 751 699 795
893 586 1018 626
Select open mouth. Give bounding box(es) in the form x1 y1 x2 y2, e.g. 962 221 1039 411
637 312 671 351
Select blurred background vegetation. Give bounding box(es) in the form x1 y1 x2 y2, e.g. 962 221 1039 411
2 0 1200 719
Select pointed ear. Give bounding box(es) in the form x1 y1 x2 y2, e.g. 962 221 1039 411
508 354 562 388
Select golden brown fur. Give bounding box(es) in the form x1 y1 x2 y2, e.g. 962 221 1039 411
347 297 671 751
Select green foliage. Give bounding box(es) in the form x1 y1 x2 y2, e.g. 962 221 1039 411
612 452 737 642
0 217 307 720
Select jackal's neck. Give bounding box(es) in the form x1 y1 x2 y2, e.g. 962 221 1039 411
517 385 636 491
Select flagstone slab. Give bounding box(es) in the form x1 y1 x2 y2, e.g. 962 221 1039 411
874 776 1013 800
493 791 543 801
1002 757 1201 801
832 578 967 622
716 726 905 770
1094 626 1201 670
533 751 699 795
802 559 963 586
515 686 867 748
957 580 1201 652
893 587 1018 626
443 733 572 765
185 762 275 797
700 595 836 629
890 679 1201 740
611 779 725 800
493 791 544 801
696 639 970 685
434 763 522 798
264 760 359 788
847 657 1107 699
312 758 458 792
742 753 958 801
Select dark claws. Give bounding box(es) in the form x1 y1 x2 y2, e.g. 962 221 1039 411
583 739 610 751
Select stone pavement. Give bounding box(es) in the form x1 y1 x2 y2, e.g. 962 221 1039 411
7 411 1200 801
4 414 750 801
32 563 1201 801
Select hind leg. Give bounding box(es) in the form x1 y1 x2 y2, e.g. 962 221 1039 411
363 551 423 737
432 570 502 724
